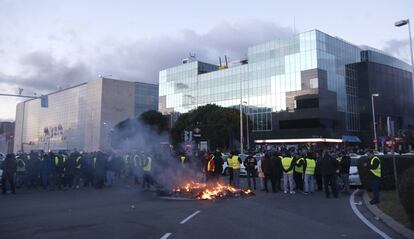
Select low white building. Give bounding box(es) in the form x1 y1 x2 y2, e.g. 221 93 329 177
14 78 158 152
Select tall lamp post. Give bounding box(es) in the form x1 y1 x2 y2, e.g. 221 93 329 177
242 101 250 150
394 19 414 78
371 93 379 151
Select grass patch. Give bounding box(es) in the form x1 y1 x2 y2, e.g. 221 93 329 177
370 190 413 230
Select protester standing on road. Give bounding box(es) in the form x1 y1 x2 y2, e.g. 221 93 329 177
212 149 223 182
243 151 257 190
314 151 323 191
303 152 316 194
142 153 153 190
257 153 265 190
339 151 351 194
320 149 339 198
227 151 241 187
271 151 283 192
281 151 295 194
262 152 276 193
293 154 304 192
367 151 381 204
1 153 17 195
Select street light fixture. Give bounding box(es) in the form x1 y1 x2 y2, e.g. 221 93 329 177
394 19 414 83
242 101 250 150
371 93 379 151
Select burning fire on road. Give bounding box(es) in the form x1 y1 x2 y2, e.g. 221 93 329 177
171 181 255 200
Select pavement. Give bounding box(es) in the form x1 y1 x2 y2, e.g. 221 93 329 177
0 179 399 239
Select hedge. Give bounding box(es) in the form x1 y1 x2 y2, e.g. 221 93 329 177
357 155 414 191
398 166 414 225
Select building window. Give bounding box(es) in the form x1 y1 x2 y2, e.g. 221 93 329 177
310 78 318 88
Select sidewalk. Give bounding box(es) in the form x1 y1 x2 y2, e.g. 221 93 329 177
363 191 414 239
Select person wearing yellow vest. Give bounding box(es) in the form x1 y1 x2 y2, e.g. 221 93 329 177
73 152 83 189
227 151 241 187
294 156 305 192
303 152 316 194
142 153 153 190
281 151 295 194
368 151 381 205
179 153 187 168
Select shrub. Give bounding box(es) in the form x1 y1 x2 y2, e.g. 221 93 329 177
398 166 414 225
357 155 414 190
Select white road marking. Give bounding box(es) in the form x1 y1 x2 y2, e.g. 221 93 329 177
160 232 172 239
180 210 201 224
349 189 391 239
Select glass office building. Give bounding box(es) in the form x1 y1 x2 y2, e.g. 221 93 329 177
159 29 413 143
14 78 158 152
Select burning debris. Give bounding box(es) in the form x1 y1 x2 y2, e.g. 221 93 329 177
171 181 255 200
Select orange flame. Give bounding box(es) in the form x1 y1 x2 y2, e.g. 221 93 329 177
173 181 254 200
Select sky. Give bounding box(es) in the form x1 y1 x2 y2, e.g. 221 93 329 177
0 0 413 121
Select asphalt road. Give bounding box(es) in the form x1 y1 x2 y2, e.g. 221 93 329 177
0 180 387 239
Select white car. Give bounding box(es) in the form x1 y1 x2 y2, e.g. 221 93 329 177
349 154 362 186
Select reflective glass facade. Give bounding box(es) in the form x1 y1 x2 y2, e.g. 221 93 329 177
159 29 413 140
134 82 159 117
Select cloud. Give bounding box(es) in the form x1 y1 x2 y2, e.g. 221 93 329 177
0 19 292 120
101 20 292 83
0 51 92 92
382 39 412 64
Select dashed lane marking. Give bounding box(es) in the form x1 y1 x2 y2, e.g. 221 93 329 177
180 210 201 224
349 189 391 239
160 232 172 239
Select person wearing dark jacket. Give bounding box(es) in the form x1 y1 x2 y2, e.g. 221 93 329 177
367 151 381 204
243 152 257 190
2 153 17 195
94 151 107 189
66 152 77 188
40 152 53 190
314 151 323 191
319 150 339 198
271 151 283 192
261 152 276 192
339 152 351 194
212 149 223 181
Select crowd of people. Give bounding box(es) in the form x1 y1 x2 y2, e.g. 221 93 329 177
1 145 382 204
1 150 154 195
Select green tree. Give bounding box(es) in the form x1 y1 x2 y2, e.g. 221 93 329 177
171 104 251 151
139 110 168 133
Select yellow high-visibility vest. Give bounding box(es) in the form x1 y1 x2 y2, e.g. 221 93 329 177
228 156 240 169
282 157 293 174
143 156 152 172
370 156 381 178
305 158 316 175
54 156 59 166
295 158 304 173
76 156 82 169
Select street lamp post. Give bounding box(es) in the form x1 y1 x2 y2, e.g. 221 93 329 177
239 77 244 154
395 19 414 89
243 101 250 150
371 93 379 151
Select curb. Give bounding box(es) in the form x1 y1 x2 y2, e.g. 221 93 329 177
363 191 414 239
